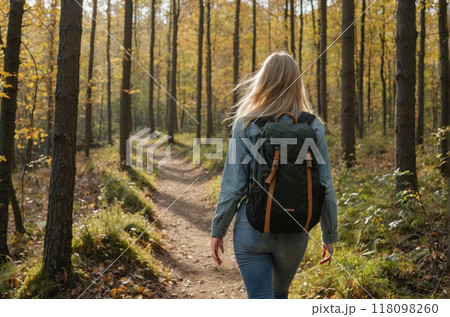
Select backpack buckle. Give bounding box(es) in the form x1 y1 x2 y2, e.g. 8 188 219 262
306 151 312 168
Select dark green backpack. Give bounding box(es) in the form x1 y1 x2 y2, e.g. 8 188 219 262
246 111 326 234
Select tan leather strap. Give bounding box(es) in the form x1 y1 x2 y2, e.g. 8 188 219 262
264 148 280 233
265 148 280 184
275 112 297 123
264 171 277 233
304 151 313 232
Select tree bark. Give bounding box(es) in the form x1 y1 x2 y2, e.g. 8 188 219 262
148 0 156 132
309 0 320 114
438 0 449 177
206 0 213 138
107 0 112 145
85 0 97 157
290 0 295 58
46 0 57 156
395 0 418 192
380 2 387 136
357 0 365 138
119 0 133 162
0 0 26 261
42 0 83 277
416 0 426 146
320 0 327 123
232 0 240 109
196 0 204 138
298 0 303 72
341 0 356 168
168 0 180 143
252 0 256 72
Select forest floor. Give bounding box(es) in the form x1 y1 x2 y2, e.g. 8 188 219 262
151 148 246 299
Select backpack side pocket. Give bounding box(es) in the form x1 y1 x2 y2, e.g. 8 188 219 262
245 186 266 232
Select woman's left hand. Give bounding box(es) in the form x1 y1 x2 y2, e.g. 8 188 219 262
211 237 224 266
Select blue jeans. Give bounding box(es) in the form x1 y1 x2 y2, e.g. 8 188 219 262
233 209 309 299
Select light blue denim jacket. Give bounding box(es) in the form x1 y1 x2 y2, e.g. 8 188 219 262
210 114 338 244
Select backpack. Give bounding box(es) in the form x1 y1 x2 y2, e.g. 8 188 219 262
246 111 326 234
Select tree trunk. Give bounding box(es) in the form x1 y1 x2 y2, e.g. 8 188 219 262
168 0 180 143
395 0 418 192
46 0 57 156
320 0 327 122
107 0 112 145
206 0 213 138
298 0 303 72
380 2 387 136
119 0 133 162
42 0 83 277
341 0 356 168
0 0 26 262
196 0 204 138
357 0 365 138
438 0 449 177
148 0 156 132
415 0 425 145
85 0 97 157
309 0 320 114
232 0 240 108
290 0 295 58
252 0 256 72
165 3 172 130
284 0 288 50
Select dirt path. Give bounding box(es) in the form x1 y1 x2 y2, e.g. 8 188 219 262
151 148 246 299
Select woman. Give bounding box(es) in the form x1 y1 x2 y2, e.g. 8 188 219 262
210 52 338 299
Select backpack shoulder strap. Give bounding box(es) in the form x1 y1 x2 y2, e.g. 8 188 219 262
297 111 316 125
252 116 274 129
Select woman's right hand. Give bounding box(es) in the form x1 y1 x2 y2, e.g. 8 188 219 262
211 237 224 266
319 242 334 265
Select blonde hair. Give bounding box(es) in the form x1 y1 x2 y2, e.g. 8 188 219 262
229 51 324 131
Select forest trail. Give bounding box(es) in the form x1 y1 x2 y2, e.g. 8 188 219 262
151 148 246 299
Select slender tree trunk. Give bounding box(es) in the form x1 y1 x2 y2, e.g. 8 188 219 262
284 0 288 50
232 0 240 109
309 0 320 114
107 0 112 145
387 49 393 128
148 0 156 132
341 0 356 168
206 0 213 138
438 0 449 177
46 0 57 156
168 0 180 143
380 2 387 136
84 0 97 157
357 0 365 138
367 42 372 123
196 0 204 138
290 0 295 58
395 0 418 192
416 0 426 146
165 3 172 130
119 0 133 162
320 0 327 122
156 38 161 129
42 0 83 277
0 0 26 261
299 0 303 72
267 1 271 52
252 0 256 72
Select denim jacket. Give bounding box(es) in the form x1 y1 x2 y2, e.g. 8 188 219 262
210 114 338 244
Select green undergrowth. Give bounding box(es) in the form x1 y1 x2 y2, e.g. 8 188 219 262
1 144 162 298
72 202 160 275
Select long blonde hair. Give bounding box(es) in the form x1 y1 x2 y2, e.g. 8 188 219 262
230 51 324 131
